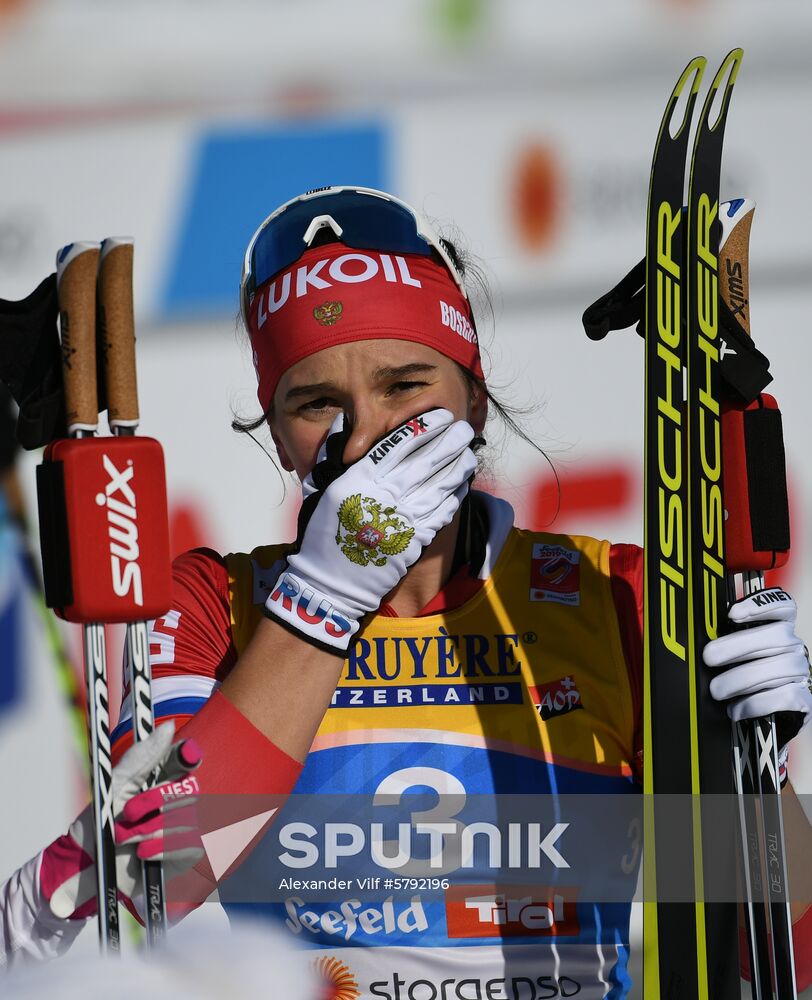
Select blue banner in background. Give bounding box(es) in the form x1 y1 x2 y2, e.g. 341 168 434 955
163 120 388 317
0 589 21 716
0 497 24 718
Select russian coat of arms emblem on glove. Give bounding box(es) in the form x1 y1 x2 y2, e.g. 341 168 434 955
336 495 414 566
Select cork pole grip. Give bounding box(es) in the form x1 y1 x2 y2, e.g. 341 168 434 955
719 201 754 338
98 238 139 429
57 242 101 434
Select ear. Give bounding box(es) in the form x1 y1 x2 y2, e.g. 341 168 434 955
268 422 295 473
469 381 488 435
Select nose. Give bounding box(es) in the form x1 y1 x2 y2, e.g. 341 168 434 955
340 402 400 465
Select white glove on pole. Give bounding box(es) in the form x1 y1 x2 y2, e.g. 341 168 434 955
43 722 203 920
704 588 812 743
0 724 203 967
265 408 477 651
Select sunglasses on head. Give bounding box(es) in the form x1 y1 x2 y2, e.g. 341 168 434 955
240 186 468 327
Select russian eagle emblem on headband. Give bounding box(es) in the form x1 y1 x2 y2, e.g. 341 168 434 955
313 301 344 326
336 495 414 567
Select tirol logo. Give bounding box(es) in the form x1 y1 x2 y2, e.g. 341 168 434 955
312 955 360 1000
529 676 583 722
445 883 580 939
336 496 414 567
529 544 580 605
314 300 343 326
255 252 421 328
96 453 143 607
368 416 428 466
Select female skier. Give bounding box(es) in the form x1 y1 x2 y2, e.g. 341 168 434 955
107 185 810 997
3 186 809 995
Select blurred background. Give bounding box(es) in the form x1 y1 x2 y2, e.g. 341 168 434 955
0 0 810 993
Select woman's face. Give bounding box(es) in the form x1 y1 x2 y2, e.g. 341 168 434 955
269 339 487 479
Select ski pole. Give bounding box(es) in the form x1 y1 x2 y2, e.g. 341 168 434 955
736 574 797 1000
728 582 772 999
714 200 772 1000
55 240 121 952
717 203 797 998
97 237 167 945
37 239 173 951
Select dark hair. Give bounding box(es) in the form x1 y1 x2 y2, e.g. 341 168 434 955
435 239 554 468
232 235 558 503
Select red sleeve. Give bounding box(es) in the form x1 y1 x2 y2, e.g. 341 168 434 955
111 547 237 763
107 547 304 919
609 542 644 785
167 690 303 921
150 546 236 684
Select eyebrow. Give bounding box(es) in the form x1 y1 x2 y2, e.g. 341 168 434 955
284 381 336 402
372 362 438 380
284 363 438 402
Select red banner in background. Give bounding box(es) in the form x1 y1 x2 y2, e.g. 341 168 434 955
529 462 635 531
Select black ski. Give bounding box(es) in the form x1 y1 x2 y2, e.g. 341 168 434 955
683 46 744 1000
642 54 705 1000
643 50 745 999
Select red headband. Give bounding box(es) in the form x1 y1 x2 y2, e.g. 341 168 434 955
247 244 483 412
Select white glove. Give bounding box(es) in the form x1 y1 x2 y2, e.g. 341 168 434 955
704 588 812 743
41 722 203 921
265 408 477 651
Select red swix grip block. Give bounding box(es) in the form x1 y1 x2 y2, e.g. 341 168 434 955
37 436 171 622
722 393 790 572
